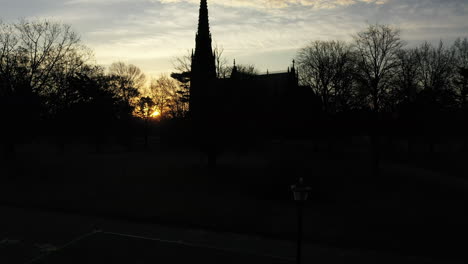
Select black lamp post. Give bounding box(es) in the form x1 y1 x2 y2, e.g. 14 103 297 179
291 177 311 264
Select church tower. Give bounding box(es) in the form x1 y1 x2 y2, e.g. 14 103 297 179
190 0 217 119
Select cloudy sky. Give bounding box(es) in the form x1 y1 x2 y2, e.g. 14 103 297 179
1 0 467 78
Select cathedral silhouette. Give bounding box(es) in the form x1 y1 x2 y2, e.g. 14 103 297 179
190 0 317 141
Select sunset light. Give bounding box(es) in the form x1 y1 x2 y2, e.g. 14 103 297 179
1 0 466 263
151 110 161 117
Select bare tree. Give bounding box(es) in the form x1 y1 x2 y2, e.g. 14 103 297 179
416 41 453 90
173 44 229 79
170 47 227 119
415 41 455 108
15 20 83 94
150 75 188 119
353 24 404 178
108 61 145 110
353 24 404 112
213 43 229 78
108 62 146 89
296 40 355 113
49 47 94 110
0 21 20 96
135 96 155 149
172 50 192 74
0 19 89 100
136 96 155 119
453 38 468 109
0 20 92 158
393 48 419 106
148 75 173 118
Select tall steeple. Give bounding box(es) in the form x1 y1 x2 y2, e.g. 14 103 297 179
190 0 217 118
196 0 210 42
192 0 216 79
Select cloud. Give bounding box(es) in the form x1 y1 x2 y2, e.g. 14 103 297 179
159 0 387 9
341 0 468 43
1 0 466 76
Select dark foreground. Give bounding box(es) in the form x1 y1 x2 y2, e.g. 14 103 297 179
35 232 290 264
1 206 462 264
1 138 467 263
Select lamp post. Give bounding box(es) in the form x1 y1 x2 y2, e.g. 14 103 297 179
291 177 311 264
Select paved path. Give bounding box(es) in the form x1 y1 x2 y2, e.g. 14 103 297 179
31 231 291 264
0 206 463 264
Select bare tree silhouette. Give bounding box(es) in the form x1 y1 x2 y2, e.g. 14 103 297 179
150 75 188 119
296 40 355 113
353 24 404 177
108 61 145 118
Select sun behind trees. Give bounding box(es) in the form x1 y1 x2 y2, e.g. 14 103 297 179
147 75 189 119
1 18 467 157
0 19 155 155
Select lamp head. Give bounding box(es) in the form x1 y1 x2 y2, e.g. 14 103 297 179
291 177 311 201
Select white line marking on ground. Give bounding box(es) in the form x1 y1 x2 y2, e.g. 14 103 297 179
24 230 100 264
101 231 294 262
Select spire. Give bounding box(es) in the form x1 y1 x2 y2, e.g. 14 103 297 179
190 0 217 118
231 59 238 78
197 0 210 39
195 0 213 56
192 0 216 79
289 59 298 86
290 59 296 75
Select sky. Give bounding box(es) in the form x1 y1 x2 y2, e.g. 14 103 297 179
1 0 467 78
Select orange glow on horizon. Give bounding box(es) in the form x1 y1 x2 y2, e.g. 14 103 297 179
151 110 160 117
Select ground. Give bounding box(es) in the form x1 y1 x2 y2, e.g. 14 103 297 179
0 206 462 264
0 138 467 263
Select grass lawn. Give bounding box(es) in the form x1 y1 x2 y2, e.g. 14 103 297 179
1 139 467 262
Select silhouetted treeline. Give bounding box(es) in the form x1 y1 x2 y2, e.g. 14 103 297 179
0 20 151 157
1 20 467 159
296 25 467 123
294 25 468 154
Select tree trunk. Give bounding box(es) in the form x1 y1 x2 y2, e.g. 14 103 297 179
370 133 380 178
370 110 380 178
144 118 149 150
